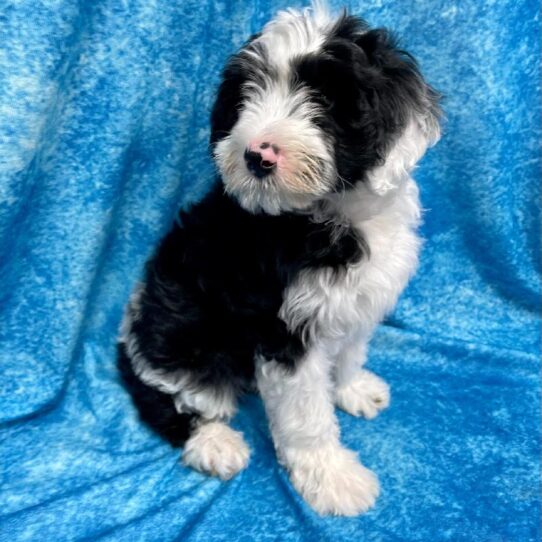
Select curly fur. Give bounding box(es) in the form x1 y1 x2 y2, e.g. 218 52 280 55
119 3 440 516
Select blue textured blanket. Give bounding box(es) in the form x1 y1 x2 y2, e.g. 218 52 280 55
1 1 540 540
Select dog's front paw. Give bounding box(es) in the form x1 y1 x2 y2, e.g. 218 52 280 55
336 369 390 419
183 421 250 480
284 445 379 516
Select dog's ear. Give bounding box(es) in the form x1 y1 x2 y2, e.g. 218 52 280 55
355 27 441 139
210 55 249 147
210 34 261 148
351 28 442 195
354 29 393 66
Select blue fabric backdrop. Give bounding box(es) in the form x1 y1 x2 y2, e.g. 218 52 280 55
0 1 540 540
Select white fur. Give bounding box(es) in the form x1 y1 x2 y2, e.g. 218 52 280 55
214 6 337 215
256 346 379 516
280 157 423 347
173 384 236 421
278 115 442 351
182 421 250 480
366 120 434 196
257 4 332 76
332 327 370 385
214 81 335 215
284 444 379 516
263 117 439 514
123 5 441 516
256 348 338 450
335 369 390 419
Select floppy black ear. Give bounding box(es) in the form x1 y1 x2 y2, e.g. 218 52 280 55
209 57 248 147
354 29 395 65
328 12 370 41
209 34 261 148
356 27 442 137
358 29 432 91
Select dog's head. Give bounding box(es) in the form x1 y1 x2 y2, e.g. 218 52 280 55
211 6 441 215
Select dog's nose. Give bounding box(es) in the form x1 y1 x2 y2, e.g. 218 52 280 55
244 141 279 178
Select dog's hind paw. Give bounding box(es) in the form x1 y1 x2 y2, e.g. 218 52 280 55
183 421 250 480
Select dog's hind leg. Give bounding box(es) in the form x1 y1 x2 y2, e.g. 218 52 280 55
177 377 250 480
118 342 250 479
182 419 250 480
118 343 196 446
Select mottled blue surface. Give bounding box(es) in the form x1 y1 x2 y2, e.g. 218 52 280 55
0 1 540 540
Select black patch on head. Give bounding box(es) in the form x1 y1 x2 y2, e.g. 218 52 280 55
294 14 441 187
209 53 250 147
329 11 370 40
210 35 275 147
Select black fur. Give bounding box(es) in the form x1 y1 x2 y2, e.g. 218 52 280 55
120 13 439 447
122 183 365 445
211 14 439 189
294 14 440 188
210 35 268 147
117 343 195 446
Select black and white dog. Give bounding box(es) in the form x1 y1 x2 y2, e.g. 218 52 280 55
119 4 440 516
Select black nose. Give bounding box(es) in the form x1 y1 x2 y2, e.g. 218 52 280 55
244 150 276 178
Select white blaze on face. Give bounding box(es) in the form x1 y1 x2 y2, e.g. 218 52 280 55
213 8 336 215
258 7 329 76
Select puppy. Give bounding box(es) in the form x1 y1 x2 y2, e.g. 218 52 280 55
119 4 441 516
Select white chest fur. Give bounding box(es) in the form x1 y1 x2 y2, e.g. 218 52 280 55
279 176 422 348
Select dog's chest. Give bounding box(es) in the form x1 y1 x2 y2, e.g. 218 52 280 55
279 180 422 341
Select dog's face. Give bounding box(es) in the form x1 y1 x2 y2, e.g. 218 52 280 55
211 9 441 215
